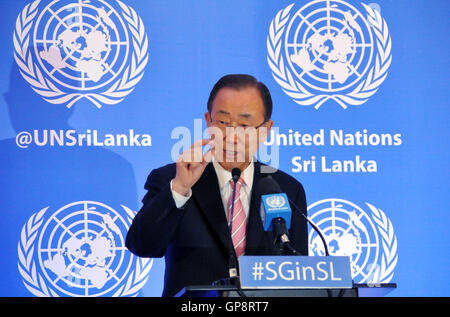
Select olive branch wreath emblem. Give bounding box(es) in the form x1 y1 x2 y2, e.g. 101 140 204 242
13 0 149 109
365 203 398 284
308 199 398 284
17 204 152 297
267 2 392 109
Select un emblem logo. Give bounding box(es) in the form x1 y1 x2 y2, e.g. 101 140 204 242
13 0 149 108
17 201 152 297
266 195 286 209
267 1 392 109
307 198 398 284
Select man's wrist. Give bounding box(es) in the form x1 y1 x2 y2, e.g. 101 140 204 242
171 178 191 197
170 179 192 209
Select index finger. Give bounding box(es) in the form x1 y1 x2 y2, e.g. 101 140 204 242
190 138 213 149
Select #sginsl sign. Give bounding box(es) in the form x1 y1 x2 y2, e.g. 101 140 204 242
239 256 352 289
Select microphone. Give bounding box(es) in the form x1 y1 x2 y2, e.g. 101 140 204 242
257 177 297 255
288 197 330 256
228 167 241 278
229 168 241 231
257 176 330 256
231 167 241 182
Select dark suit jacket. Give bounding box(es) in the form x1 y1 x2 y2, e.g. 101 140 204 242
126 161 308 297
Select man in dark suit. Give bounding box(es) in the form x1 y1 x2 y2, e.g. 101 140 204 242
126 74 308 297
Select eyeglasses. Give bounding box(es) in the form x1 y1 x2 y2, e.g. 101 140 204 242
210 118 268 130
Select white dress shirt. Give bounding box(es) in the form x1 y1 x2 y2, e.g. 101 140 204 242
170 159 254 223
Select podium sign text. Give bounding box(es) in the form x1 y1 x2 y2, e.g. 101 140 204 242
239 256 352 289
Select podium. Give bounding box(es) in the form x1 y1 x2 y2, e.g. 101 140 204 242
176 256 396 297
176 283 397 297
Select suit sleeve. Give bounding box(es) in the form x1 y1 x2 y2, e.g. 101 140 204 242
289 182 309 256
126 168 186 258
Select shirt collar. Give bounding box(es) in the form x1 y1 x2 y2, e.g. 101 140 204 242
212 158 254 190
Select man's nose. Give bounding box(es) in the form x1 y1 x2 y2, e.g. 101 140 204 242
225 127 244 143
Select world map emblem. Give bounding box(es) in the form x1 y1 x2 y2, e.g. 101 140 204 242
308 198 398 284
17 201 152 297
13 0 149 108
267 0 392 109
266 195 286 209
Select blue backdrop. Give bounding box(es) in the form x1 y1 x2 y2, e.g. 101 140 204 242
0 0 448 297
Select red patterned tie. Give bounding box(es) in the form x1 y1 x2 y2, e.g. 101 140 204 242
228 178 247 259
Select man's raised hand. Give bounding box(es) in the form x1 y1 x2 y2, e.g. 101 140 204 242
172 139 214 196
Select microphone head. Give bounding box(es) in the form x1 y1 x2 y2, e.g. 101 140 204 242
257 176 291 231
260 193 292 231
255 175 282 196
231 167 241 182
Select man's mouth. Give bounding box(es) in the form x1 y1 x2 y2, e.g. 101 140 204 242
224 149 238 157
222 148 248 163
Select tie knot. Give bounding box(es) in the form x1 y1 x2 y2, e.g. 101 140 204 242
230 177 244 192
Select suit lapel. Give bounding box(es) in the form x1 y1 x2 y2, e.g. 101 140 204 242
191 163 234 252
245 161 266 253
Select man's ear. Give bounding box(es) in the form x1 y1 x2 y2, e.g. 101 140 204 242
259 119 274 143
205 112 211 128
265 119 274 131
